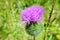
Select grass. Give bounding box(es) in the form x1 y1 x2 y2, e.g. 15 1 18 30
0 0 60 40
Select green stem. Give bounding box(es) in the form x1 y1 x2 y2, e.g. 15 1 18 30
44 0 56 40
33 36 36 40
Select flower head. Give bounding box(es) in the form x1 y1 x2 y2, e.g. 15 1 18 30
21 5 45 24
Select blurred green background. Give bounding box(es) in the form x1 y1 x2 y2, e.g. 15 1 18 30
0 0 60 40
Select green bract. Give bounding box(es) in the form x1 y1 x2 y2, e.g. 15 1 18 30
25 22 43 36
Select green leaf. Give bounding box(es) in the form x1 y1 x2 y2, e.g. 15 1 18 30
48 34 58 40
49 34 53 40
51 17 56 23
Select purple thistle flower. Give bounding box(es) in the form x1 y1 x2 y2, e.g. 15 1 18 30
21 5 45 24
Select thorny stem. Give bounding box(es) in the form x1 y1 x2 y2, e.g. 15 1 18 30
44 0 56 40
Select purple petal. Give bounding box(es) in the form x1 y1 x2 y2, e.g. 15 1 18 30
21 5 45 24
